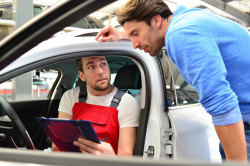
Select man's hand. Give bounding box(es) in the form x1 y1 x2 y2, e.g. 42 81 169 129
73 138 115 156
52 143 60 151
95 25 129 42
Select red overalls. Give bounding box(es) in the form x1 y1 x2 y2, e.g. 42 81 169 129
72 85 125 154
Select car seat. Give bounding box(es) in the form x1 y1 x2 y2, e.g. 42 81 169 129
75 65 142 103
113 65 141 103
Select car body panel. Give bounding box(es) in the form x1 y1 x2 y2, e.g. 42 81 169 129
169 104 220 161
0 148 231 166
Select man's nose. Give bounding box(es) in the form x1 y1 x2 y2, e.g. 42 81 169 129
131 39 140 49
97 66 104 74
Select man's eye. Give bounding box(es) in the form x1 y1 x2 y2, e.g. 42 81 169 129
101 62 107 67
133 32 138 36
88 66 94 69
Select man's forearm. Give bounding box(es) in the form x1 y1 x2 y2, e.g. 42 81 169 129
117 127 137 156
214 119 247 162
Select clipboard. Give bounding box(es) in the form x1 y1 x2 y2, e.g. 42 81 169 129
35 117 100 152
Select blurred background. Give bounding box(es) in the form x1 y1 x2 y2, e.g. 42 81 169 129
1 0 250 41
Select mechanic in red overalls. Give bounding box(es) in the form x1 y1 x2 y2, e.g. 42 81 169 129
53 56 139 156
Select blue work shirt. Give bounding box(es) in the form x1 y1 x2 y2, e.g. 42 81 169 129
165 5 250 125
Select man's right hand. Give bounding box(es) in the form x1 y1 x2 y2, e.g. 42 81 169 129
73 138 115 156
95 25 129 42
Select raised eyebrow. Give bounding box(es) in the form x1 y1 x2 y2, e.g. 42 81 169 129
100 58 107 62
86 58 106 66
86 61 94 67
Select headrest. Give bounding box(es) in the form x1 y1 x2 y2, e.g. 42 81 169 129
75 78 85 87
113 65 141 89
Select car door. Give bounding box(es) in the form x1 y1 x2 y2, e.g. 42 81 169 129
0 68 60 149
159 49 221 161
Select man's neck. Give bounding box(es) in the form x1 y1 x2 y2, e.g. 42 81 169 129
88 85 114 96
162 15 172 33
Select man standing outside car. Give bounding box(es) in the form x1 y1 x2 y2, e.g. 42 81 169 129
95 0 250 162
53 56 139 156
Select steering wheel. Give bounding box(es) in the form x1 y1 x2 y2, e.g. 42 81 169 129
0 96 35 149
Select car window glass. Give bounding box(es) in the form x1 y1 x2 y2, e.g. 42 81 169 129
70 16 104 29
159 51 177 106
70 18 90 29
0 5 12 20
0 69 59 101
0 6 43 20
33 6 43 17
162 49 199 106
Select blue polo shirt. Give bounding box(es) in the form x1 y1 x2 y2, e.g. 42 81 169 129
165 6 250 125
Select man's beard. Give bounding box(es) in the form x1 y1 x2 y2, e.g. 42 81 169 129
150 48 162 57
94 82 110 91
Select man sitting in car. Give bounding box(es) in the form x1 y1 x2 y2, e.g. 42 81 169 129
52 56 139 156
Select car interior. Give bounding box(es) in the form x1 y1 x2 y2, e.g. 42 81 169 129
0 55 144 153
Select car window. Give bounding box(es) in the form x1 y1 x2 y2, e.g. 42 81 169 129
72 56 140 97
162 49 199 106
33 6 43 17
0 5 11 20
0 69 59 101
70 16 103 29
0 5 43 20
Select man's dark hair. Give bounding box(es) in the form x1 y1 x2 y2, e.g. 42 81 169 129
116 0 173 26
76 58 83 73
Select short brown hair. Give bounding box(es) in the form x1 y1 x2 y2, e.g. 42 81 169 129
76 58 83 73
116 0 172 26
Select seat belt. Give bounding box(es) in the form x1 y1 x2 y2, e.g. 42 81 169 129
110 90 125 109
79 82 87 103
79 83 125 109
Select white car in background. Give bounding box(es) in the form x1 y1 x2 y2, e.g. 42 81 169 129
0 0 239 165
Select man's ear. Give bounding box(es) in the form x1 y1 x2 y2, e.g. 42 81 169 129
152 14 162 28
78 71 86 81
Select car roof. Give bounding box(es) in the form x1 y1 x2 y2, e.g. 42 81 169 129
0 30 146 76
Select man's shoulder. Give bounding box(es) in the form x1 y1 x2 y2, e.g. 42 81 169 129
122 91 136 100
121 92 139 107
112 87 136 102
63 87 80 97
